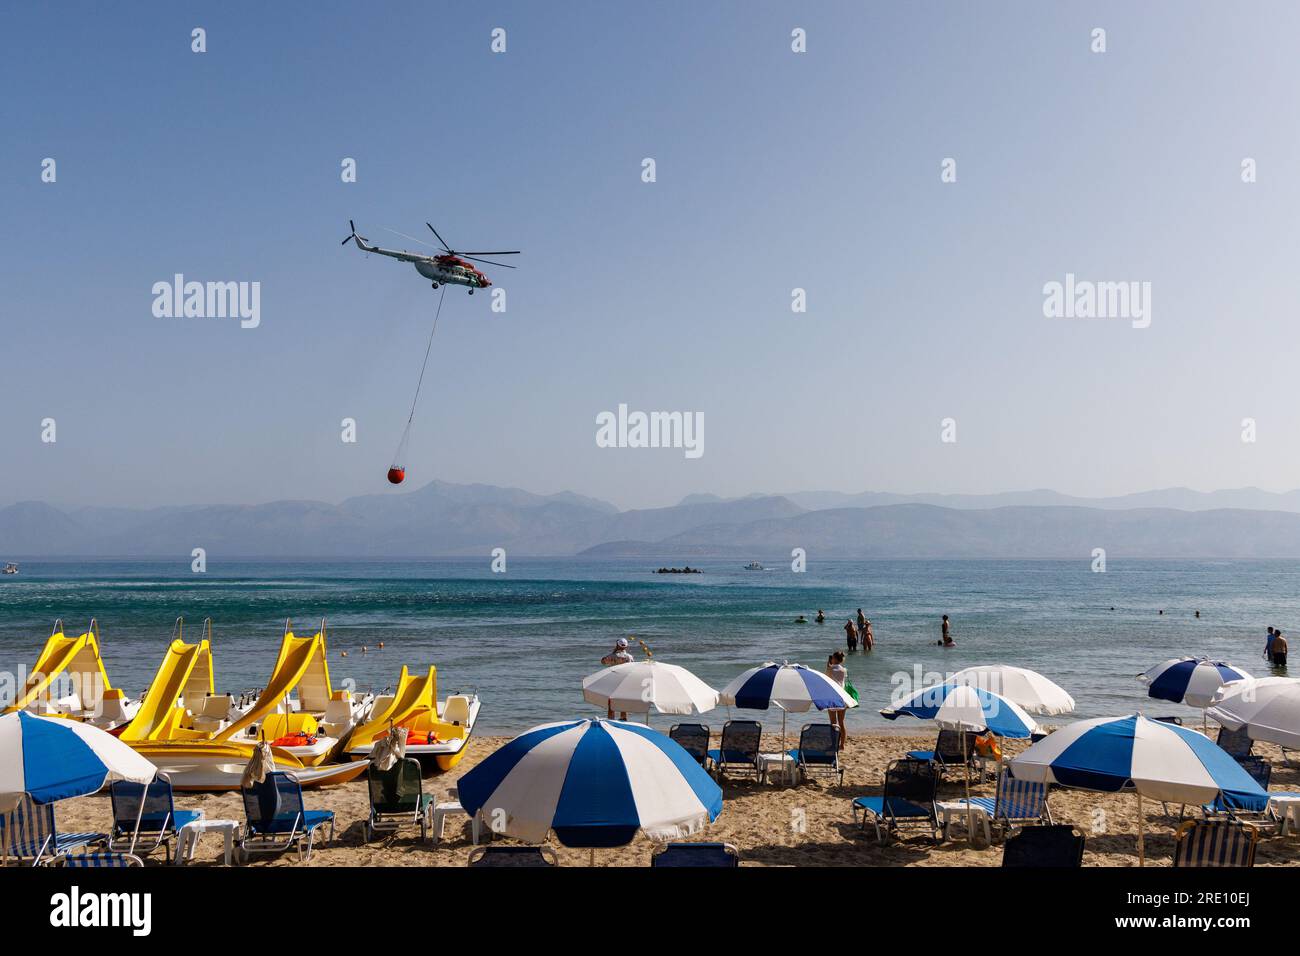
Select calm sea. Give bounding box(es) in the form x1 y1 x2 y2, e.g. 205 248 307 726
0 558 1292 734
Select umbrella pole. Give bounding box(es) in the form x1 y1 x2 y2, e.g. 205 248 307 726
1137 793 1145 867
128 773 153 855
589 847 596 867
963 731 973 845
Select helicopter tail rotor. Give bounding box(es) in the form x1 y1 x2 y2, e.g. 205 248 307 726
342 219 369 247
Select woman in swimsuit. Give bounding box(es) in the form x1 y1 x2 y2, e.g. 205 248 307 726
826 651 848 747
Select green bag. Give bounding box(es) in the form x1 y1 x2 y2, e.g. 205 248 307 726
845 679 860 703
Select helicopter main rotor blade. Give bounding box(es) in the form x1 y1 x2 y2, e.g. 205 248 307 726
380 225 439 249
426 222 453 252
462 256 517 269
457 250 520 256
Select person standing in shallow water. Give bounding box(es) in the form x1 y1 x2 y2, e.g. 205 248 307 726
1273 630 1289 670
862 618 875 650
844 618 857 651
939 614 954 646
1265 626 1277 664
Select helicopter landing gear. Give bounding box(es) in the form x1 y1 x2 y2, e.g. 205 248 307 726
468 288 474 295
430 282 439 289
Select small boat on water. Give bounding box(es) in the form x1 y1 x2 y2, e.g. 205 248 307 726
3 619 140 731
344 664 481 771
2 562 17 574
744 561 764 571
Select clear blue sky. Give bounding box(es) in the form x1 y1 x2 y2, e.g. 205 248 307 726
3 1 1299 511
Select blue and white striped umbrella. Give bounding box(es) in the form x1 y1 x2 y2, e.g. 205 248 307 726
720 661 857 712
1138 657 1251 710
1010 714 1268 810
881 682 1040 737
0 711 156 813
457 718 723 847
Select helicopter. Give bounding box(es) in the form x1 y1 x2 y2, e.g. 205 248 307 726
341 220 519 293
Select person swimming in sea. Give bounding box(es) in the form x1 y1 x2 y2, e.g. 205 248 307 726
815 609 825 623
795 615 807 624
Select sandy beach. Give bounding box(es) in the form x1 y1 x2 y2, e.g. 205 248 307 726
50 730 1300 868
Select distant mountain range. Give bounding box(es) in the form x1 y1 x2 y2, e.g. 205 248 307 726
7 481 1300 558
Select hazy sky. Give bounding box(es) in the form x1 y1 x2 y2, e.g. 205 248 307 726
3 1 1299 512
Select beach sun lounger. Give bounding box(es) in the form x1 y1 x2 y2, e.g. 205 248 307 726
941 768 1051 840
1216 725 1253 760
668 723 711 767
907 728 985 781
108 776 202 857
787 723 843 786
49 851 144 868
706 719 762 780
239 771 335 862
366 757 434 842
852 758 941 844
1001 824 1085 867
1191 757 1290 827
467 845 558 867
1 794 106 866
1174 819 1259 867
650 842 740 867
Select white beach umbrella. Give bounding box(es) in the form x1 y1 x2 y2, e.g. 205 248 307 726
1206 677 1300 748
0 712 157 861
582 660 719 717
720 661 857 753
457 718 723 856
1010 714 1268 864
1139 657 1251 710
0 711 156 814
882 682 1040 842
949 665 1075 716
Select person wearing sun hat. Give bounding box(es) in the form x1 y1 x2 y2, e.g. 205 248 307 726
600 638 635 718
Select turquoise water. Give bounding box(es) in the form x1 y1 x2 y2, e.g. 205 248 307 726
0 559 1293 734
